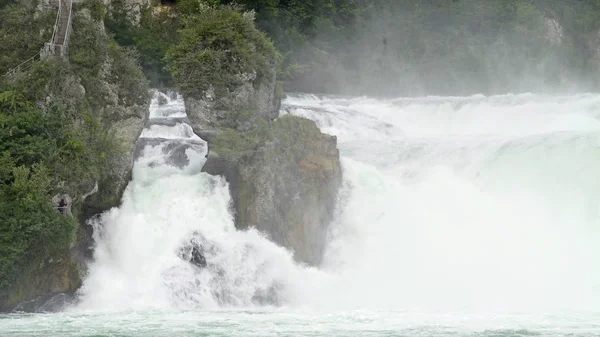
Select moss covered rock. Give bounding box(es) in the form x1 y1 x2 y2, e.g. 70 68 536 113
205 115 342 266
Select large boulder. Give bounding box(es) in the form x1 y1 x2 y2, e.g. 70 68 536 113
185 70 280 134
204 115 342 266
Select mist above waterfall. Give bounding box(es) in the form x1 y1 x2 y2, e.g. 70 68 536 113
272 1 600 97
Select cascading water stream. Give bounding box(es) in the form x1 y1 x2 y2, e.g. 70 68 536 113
76 92 317 311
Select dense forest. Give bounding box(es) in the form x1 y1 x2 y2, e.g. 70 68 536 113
102 0 600 96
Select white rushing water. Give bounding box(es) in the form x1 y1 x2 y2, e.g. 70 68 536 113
2 91 600 336
75 92 315 311
283 93 600 314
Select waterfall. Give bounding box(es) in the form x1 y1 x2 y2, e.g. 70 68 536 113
76 92 320 311
77 91 600 314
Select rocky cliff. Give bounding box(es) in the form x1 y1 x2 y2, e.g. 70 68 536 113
172 6 342 266
0 0 149 312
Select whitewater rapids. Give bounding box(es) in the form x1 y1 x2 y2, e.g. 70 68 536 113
284 93 600 313
2 91 600 336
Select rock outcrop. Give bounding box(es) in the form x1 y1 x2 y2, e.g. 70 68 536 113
182 49 342 264
181 29 342 265
204 116 342 265
0 3 149 312
162 1 341 264
185 69 280 134
1 256 81 312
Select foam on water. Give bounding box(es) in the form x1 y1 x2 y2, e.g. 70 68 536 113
75 92 320 312
282 93 600 313
77 91 600 313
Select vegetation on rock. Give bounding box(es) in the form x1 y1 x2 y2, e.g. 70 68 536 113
104 0 179 87
0 2 54 75
211 119 270 162
105 0 600 96
0 0 149 310
165 5 277 100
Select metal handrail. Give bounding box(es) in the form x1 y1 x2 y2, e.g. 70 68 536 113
64 0 73 48
1 53 41 78
50 0 62 44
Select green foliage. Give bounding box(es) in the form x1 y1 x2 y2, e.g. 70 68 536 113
0 58 126 299
0 0 149 300
104 1 179 87
0 2 54 75
165 5 277 99
0 93 80 295
132 7 180 87
70 7 149 110
80 0 107 21
216 0 600 95
274 80 285 99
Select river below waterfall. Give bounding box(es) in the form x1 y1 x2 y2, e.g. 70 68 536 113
2 92 600 336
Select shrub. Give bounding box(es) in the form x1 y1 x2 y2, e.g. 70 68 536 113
166 5 277 99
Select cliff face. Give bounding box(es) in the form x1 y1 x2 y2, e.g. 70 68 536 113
0 2 149 312
69 6 150 215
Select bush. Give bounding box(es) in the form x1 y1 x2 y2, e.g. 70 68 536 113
104 1 179 87
165 5 277 99
222 0 600 95
70 6 149 110
80 0 107 22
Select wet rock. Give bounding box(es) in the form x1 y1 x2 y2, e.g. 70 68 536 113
13 293 76 313
1 256 82 312
157 93 169 106
163 142 193 168
134 138 205 166
252 283 282 306
190 246 207 268
185 70 280 133
178 233 207 268
204 115 342 266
